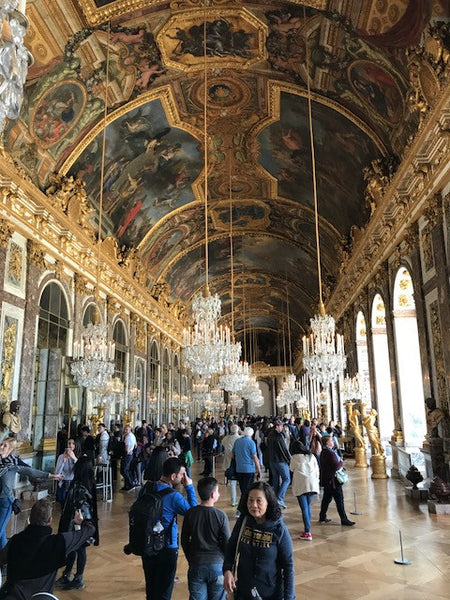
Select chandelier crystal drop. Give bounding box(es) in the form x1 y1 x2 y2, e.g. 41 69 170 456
229 393 243 411
0 1 32 133
71 322 115 390
302 303 346 385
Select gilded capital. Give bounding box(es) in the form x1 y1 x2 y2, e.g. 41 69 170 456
74 273 89 296
424 194 442 228
27 240 47 271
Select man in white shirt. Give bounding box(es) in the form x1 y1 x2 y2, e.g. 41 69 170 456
121 425 137 491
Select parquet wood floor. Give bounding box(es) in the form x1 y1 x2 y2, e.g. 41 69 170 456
14 458 450 600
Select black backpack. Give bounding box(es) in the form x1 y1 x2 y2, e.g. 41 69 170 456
123 483 175 557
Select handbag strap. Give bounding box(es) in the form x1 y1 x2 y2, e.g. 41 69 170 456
231 516 247 576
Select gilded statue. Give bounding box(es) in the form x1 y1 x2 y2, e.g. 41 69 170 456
348 407 365 448
362 409 384 455
425 397 446 438
0 322 16 405
2 400 22 436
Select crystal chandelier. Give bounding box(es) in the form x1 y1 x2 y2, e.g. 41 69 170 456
183 291 239 378
342 374 361 401
71 321 115 390
301 36 346 386
303 303 346 385
229 393 243 411
219 359 249 393
0 1 32 133
71 30 115 392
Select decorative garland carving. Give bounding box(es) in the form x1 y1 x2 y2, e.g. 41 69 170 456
45 173 96 240
430 300 448 413
363 155 400 216
27 240 47 271
74 273 89 297
0 219 12 248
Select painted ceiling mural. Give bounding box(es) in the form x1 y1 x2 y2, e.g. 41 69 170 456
5 0 441 364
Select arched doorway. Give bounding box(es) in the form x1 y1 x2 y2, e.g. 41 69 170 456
371 294 394 441
393 267 426 446
33 281 69 466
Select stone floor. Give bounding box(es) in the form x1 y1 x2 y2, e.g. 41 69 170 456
11 456 449 600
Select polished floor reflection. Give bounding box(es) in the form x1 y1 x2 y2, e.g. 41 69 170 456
19 458 448 600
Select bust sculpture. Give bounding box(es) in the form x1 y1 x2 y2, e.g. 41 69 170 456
2 400 22 435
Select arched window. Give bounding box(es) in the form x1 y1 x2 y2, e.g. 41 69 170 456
162 348 170 422
356 310 370 400
34 282 69 455
113 320 127 384
371 294 394 440
134 359 145 421
393 267 426 446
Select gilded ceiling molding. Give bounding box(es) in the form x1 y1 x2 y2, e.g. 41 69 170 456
61 85 202 175
76 0 166 27
157 7 267 73
424 193 443 228
327 78 450 321
0 219 12 248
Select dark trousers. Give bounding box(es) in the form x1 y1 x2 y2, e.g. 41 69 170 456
236 472 254 513
319 483 348 522
121 454 134 489
142 547 178 600
203 455 213 476
65 546 87 577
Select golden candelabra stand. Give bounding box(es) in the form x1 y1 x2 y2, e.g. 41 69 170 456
362 408 388 479
122 407 135 427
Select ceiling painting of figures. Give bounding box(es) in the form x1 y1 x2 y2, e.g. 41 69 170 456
68 99 203 248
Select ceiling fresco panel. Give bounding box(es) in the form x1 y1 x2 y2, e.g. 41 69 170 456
68 97 203 248
257 90 381 235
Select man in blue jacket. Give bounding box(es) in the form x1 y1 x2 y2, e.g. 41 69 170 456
142 457 197 600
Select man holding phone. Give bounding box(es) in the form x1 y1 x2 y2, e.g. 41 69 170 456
141 457 197 600
0 499 95 598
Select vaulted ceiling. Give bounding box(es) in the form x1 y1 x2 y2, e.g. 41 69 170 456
6 0 442 364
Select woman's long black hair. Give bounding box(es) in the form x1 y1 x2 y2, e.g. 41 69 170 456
242 481 281 521
73 455 95 489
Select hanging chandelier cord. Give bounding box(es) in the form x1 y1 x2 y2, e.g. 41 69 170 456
229 154 235 338
304 8 324 315
286 275 293 369
203 6 210 296
96 21 111 312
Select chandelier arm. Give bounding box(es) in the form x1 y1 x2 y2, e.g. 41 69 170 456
229 153 234 338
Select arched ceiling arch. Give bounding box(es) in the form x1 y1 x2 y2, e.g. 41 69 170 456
6 0 437 365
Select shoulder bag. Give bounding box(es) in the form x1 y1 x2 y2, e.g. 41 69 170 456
225 457 238 481
335 467 348 485
226 516 247 600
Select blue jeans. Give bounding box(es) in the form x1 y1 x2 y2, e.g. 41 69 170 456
0 497 12 550
270 461 290 503
188 563 225 600
297 493 313 533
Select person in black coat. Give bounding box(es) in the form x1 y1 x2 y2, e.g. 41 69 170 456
0 498 95 599
57 456 99 590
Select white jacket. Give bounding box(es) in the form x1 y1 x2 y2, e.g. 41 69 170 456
290 453 320 497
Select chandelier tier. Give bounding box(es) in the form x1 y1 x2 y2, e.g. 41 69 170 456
71 321 115 390
219 359 250 393
301 21 346 385
0 0 32 133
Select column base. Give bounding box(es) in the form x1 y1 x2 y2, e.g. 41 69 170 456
371 454 389 479
354 446 368 468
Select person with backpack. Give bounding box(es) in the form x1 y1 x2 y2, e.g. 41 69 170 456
126 456 197 600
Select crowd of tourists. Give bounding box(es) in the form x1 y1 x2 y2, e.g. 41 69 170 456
0 413 354 600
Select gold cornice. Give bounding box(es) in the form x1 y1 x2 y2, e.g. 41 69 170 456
76 0 166 27
327 79 450 320
61 85 202 175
